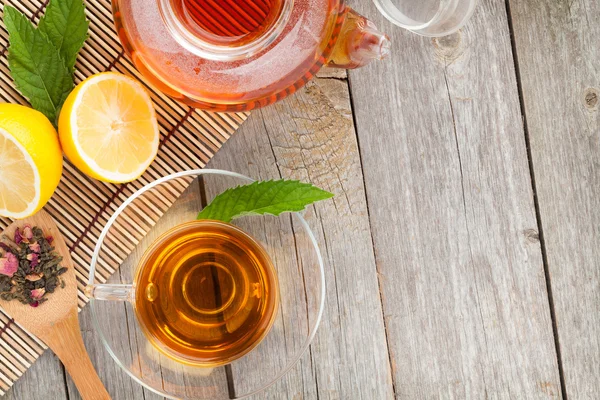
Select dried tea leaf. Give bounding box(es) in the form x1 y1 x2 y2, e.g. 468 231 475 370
0 225 67 306
0 253 18 277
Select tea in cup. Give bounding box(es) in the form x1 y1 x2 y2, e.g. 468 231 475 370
90 220 279 367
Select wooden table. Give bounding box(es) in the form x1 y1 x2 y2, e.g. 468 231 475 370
6 0 600 398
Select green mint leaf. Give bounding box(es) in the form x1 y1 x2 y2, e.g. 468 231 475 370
198 180 334 223
4 6 73 123
38 0 89 73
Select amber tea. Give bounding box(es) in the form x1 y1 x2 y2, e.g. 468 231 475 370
134 220 279 367
172 0 284 47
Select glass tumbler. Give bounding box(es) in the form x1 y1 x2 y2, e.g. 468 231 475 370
372 0 477 36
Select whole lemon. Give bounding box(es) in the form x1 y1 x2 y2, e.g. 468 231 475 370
0 104 63 219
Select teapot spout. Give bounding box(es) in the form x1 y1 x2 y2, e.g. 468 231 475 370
325 8 391 70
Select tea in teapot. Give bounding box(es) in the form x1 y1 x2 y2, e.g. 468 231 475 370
112 0 390 111
175 0 286 47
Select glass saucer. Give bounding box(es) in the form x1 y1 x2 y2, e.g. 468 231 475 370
87 169 325 399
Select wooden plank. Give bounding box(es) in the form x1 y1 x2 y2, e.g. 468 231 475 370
3 351 69 400
508 0 600 397
205 74 394 399
347 0 561 397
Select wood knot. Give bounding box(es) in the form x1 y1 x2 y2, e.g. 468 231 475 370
523 229 539 243
537 381 558 397
584 88 598 109
432 31 464 64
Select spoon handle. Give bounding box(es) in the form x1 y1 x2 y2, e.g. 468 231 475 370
45 308 111 400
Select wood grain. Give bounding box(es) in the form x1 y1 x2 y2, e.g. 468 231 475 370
205 72 394 399
347 0 561 397
508 0 600 397
46 311 110 400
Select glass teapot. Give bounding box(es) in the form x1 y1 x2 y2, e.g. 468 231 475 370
112 0 390 111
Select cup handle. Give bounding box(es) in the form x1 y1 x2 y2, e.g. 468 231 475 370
85 284 134 302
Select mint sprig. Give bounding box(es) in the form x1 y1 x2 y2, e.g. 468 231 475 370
198 180 334 223
39 0 89 73
3 0 89 124
4 6 72 124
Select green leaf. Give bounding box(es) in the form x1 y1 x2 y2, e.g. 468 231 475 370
197 180 334 223
4 6 73 123
38 0 89 73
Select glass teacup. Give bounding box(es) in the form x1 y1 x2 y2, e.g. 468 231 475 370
373 0 478 37
86 170 325 399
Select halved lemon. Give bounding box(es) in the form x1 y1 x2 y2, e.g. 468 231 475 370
58 72 159 183
0 104 63 219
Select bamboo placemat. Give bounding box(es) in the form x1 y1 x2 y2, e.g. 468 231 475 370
0 0 248 394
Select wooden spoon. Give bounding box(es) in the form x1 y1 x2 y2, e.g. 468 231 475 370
0 210 110 400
